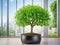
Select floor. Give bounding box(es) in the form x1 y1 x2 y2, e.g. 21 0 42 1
0 38 60 45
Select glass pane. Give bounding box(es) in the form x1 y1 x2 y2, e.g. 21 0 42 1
25 0 32 5
33 0 42 7
9 0 16 36
16 0 23 36
3 0 7 36
33 0 43 34
48 0 57 36
24 25 31 33
23 0 32 33
33 26 41 34
17 0 23 10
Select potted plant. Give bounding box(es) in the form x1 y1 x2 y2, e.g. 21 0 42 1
50 0 57 33
15 5 49 44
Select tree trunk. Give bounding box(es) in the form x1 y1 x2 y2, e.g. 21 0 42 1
31 24 33 33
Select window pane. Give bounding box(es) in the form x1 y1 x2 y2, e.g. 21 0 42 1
17 0 23 10
25 0 32 5
48 0 57 36
33 0 43 34
24 0 32 33
9 0 16 36
24 25 31 33
33 0 42 7
16 0 23 36
3 0 7 36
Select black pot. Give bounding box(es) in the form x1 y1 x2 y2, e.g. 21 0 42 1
21 33 41 44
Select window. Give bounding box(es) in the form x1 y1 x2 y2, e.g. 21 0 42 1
0 0 49 36
48 0 57 36
3 0 7 36
23 0 43 34
9 0 16 36
16 0 23 36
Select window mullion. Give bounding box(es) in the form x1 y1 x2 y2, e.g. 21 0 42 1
7 0 9 36
1 0 3 36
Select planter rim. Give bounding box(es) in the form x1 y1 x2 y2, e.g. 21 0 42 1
21 33 41 36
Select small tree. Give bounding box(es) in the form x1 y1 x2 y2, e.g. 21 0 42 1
15 5 49 33
50 0 57 28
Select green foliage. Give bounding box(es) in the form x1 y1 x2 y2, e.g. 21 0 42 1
9 27 15 36
15 5 49 27
50 0 57 15
0 27 7 36
50 0 57 27
48 32 57 36
0 27 15 36
0 27 2 36
49 17 56 28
